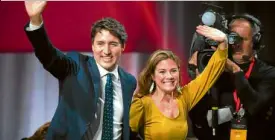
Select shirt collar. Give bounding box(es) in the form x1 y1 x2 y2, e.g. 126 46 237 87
96 62 119 80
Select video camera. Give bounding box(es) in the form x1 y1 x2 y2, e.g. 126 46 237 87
189 3 243 74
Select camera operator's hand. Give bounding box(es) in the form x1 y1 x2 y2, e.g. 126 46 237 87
196 25 228 51
225 59 242 73
209 44 241 73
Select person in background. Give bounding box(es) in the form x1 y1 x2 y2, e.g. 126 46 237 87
188 14 275 140
21 122 50 140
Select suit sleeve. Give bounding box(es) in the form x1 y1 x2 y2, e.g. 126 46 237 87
180 47 227 111
24 23 78 80
234 66 275 115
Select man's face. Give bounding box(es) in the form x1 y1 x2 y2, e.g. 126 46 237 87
92 29 125 71
229 19 254 63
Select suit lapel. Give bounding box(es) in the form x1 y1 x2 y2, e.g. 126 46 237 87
119 67 133 140
77 56 101 117
118 67 131 119
85 57 103 136
87 57 101 102
73 56 102 138
119 67 129 108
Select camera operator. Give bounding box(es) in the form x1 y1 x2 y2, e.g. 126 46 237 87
188 13 275 140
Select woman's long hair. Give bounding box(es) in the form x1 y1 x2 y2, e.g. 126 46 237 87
135 50 182 98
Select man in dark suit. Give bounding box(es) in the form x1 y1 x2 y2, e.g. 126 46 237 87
24 2 137 140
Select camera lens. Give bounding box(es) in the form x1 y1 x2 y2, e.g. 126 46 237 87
228 32 243 45
200 53 212 71
197 50 215 72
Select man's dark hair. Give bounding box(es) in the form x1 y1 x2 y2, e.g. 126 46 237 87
91 17 127 46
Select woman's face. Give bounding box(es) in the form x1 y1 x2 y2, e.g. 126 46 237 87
152 58 180 94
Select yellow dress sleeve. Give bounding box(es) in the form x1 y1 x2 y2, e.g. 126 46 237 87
129 97 145 133
181 47 228 111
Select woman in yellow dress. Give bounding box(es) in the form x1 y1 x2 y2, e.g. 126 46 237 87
129 25 229 140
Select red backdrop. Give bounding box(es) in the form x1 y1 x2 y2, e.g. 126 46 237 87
0 1 171 53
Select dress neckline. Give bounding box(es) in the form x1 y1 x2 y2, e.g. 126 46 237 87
148 96 181 120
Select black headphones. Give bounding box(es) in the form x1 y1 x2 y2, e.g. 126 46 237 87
228 13 263 50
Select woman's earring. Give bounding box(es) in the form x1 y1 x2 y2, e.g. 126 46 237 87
149 82 155 93
177 85 183 94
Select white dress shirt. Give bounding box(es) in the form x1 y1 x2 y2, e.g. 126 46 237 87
94 63 124 140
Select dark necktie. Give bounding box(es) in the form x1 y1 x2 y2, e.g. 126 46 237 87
101 73 114 140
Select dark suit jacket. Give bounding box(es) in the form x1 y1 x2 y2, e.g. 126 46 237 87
25 24 137 140
189 59 275 140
